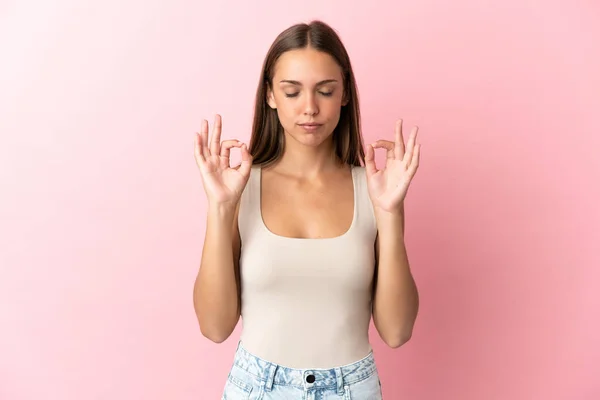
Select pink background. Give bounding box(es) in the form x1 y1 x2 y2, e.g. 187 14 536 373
1 1 598 399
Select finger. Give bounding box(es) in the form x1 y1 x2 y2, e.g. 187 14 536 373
219 140 243 158
404 126 418 166
200 119 210 159
194 132 205 164
210 114 222 156
395 119 405 160
219 140 243 169
238 143 253 178
365 144 378 177
408 143 420 176
372 140 395 159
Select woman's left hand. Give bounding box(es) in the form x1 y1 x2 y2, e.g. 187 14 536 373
365 119 421 213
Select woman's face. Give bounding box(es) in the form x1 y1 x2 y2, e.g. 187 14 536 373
267 47 348 148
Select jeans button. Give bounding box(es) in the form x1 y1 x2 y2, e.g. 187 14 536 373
306 374 315 383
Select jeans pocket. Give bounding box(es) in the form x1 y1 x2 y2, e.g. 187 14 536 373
222 374 253 400
346 372 383 400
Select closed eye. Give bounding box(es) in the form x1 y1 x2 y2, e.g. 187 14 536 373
284 91 333 98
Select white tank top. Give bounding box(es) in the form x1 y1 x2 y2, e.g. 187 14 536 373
237 165 378 368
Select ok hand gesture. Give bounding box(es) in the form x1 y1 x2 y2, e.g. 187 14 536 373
365 119 421 213
194 114 253 206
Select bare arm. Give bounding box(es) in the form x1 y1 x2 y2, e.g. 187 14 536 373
191 114 252 343
366 120 421 349
193 201 242 343
372 203 419 349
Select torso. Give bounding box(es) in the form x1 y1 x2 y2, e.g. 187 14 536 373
237 165 378 368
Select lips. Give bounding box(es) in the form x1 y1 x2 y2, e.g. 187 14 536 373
298 123 323 132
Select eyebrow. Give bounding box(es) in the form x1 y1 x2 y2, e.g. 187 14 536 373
279 79 338 86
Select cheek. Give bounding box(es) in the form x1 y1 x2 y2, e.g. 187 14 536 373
322 100 343 121
274 107 297 132
275 104 295 121
326 98 343 111
275 100 302 121
320 92 344 110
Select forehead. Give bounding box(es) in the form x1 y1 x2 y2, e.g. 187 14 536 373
273 48 343 82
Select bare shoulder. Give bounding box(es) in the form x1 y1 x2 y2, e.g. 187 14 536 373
352 165 367 176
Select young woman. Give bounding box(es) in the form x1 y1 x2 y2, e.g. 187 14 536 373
193 20 420 400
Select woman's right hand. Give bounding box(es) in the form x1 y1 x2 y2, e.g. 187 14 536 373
194 114 253 206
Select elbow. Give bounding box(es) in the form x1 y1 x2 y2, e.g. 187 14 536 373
384 330 413 349
204 333 230 344
199 324 232 343
196 314 235 343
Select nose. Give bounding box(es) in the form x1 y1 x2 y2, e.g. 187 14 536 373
303 93 319 116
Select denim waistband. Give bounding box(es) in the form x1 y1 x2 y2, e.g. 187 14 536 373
232 341 378 391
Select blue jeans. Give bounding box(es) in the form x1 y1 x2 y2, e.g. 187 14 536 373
222 341 383 399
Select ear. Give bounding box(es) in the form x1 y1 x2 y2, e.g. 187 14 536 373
341 90 350 107
266 86 277 109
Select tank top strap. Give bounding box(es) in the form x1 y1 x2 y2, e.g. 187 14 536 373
352 166 378 234
238 166 262 241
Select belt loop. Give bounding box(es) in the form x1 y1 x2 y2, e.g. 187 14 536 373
334 367 344 395
265 363 277 391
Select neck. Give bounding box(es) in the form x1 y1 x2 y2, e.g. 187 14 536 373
273 133 343 178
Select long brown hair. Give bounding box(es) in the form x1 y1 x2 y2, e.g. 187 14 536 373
249 20 365 168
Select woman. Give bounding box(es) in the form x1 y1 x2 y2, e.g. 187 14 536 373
193 20 420 400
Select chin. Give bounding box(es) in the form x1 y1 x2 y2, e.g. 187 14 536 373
291 131 331 147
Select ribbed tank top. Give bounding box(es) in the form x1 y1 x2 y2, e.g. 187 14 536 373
237 166 378 369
